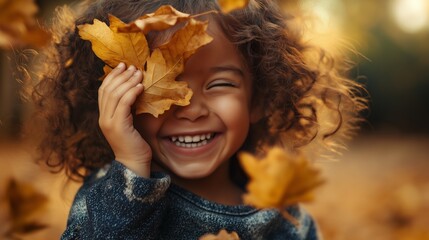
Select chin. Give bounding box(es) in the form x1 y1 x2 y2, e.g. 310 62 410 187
170 165 216 179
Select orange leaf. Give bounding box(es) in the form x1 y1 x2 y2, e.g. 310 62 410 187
159 18 213 68
78 15 149 70
199 229 240 240
118 5 190 34
78 6 213 117
5 179 48 237
239 147 325 211
217 0 249 13
135 48 192 117
0 0 51 49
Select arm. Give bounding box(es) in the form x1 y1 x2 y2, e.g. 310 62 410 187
61 161 170 240
62 63 162 239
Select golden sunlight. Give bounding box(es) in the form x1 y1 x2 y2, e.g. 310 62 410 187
391 0 428 33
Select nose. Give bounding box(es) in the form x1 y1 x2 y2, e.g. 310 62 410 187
173 92 209 121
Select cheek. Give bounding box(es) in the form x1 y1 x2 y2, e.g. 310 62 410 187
210 95 251 135
134 114 159 140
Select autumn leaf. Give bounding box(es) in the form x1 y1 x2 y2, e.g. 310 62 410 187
134 48 192 116
0 0 51 49
159 18 213 68
199 229 240 240
239 147 325 221
118 5 190 34
4 178 48 238
78 14 149 70
217 0 249 13
78 6 213 117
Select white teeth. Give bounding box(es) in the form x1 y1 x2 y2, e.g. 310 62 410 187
170 133 214 147
192 135 200 142
184 136 193 143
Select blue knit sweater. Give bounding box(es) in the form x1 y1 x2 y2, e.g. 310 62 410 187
61 161 320 240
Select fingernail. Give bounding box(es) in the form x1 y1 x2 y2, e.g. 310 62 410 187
133 70 141 76
117 62 125 68
128 65 135 71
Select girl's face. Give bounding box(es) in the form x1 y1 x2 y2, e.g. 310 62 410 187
134 23 258 179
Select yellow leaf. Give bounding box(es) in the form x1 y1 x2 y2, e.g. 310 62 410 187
6 179 48 237
135 48 192 117
239 147 325 211
199 229 240 240
118 5 190 34
217 0 249 13
0 0 51 49
78 15 149 70
78 6 213 117
159 18 213 68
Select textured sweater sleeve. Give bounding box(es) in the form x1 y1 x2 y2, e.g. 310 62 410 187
61 161 171 240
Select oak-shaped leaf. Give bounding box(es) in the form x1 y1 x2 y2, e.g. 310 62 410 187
217 0 249 13
199 229 240 240
0 0 51 49
118 5 190 34
78 14 149 71
239 147 325 221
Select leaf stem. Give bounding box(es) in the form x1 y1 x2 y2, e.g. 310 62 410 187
190 10 219 19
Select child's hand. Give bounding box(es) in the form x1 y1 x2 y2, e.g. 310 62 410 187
98 63 151 177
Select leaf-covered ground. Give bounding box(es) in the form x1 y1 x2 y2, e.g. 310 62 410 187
0 133 428 239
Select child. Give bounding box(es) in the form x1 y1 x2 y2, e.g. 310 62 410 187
27 0 365 239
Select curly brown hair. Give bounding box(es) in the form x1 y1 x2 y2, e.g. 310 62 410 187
25 0 366 180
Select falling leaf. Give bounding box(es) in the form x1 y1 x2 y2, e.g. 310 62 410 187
78 14 149 70
118 5 190 34
135 48 192 116
199 229 240 240
4 178 48 238
239 147 325 221
217 0 249 13
0 0 51 49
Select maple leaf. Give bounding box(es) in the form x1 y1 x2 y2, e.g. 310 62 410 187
217 0 250 13
118 5 190 34
4 178 48 238
239 147 325 222
78 14 149 70
0 0 51 49
199 229 240 240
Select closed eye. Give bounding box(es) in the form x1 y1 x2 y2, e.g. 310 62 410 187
207 80 238 89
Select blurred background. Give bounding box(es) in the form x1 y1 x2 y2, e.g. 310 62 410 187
1 0 429 239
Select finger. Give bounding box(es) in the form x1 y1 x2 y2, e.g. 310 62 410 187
103 62 126 85
103 70 143 119
98 62 126 109
113 83 144 120
99 66 137 115
104 65 136 92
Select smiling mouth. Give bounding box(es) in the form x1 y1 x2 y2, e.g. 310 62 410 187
169 133 216 148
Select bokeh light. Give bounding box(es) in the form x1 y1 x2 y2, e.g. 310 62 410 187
391 0 428 33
